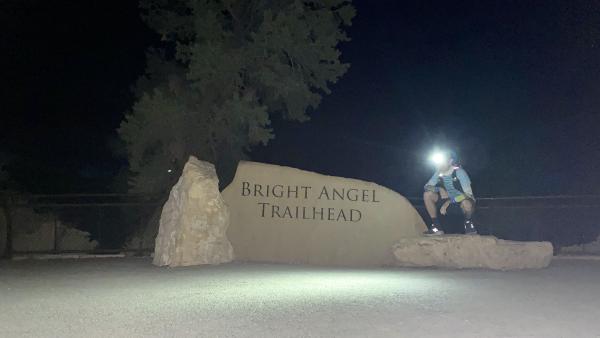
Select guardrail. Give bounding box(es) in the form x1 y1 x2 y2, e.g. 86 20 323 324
0 193 163 257
1 193 599 257
409 195 600 252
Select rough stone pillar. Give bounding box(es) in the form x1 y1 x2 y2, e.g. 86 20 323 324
153 157 234 267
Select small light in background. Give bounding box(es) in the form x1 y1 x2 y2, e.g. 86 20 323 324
167 169 173 173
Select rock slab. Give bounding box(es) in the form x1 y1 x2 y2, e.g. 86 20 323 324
222 161 427 266
393 235 553 270
153 157 234 267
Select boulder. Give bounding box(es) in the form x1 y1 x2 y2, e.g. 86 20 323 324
393 235 553 270
153 157 234 267
222 161 427 266
57 225 98 251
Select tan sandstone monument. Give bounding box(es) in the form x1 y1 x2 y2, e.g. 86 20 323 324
154 158 553 270
153 157 234 267
222 161 427 266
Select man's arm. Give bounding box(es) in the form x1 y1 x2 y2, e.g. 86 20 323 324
456 168 474 199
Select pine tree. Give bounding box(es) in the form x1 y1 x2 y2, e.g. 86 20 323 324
119 0 355 194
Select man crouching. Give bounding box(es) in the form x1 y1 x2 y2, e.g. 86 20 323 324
423 150 477 236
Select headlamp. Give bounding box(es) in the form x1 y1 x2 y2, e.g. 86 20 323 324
430 151 448 166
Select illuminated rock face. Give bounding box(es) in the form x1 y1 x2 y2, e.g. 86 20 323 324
222 161 427 266
393 235 553 270
153 157 234 267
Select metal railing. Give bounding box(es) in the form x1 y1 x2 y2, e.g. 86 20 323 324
0 193 163 257
1 193 599 257
409 195 600 252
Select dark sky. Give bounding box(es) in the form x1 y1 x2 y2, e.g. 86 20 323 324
2 0 600 197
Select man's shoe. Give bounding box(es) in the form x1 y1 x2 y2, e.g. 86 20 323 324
424 226 444 236
464 220 478 235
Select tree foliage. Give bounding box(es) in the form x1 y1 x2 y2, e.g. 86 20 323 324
119 0 355 194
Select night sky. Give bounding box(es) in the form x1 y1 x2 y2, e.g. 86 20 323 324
2 0 600 197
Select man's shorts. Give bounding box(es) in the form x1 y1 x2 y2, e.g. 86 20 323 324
435 194 476 208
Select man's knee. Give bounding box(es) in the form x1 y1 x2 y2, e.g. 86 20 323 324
461 199 474 212
424 190 439 202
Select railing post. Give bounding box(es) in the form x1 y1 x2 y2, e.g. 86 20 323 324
97 207 102 253
138 208 145 256
53 212 59 253
2 193 13 259
0 193 8 258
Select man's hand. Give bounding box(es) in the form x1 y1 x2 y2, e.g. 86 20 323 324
440 199 451 215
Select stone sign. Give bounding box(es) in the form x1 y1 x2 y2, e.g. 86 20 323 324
222 161 427 266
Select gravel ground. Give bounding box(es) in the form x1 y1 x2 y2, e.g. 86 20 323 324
1 257 599 338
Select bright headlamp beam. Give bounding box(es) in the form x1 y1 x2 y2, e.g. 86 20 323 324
430 152 447 166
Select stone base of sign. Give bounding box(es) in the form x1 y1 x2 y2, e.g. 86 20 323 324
393 235 553 270
223 161 427 267
153 157 234 267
